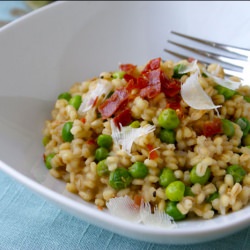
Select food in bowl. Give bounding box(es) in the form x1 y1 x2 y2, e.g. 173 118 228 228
42 57 250 224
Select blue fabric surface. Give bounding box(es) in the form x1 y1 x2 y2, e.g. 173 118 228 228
0 1 30 22
0 1 250 250
0 171 250 250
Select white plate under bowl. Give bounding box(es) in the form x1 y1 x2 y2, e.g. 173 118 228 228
0 1 250 245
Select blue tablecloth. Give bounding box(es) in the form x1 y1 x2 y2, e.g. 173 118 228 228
0 2 250 249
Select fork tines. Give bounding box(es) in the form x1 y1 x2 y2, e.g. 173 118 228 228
165 31 250 82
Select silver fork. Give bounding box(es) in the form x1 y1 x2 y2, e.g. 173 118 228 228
165 31 250 84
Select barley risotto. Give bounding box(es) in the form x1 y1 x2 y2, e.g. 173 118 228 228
42 58 250 223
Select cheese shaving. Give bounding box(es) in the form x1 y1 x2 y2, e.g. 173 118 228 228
140 202 176 228
106 195 141 223
106 196 176 228
203 67 241 90
177 60 199 74
78 79 113 114
181 71 221 112
111 120 156 155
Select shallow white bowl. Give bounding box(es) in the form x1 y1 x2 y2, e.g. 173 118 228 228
0 1 250 245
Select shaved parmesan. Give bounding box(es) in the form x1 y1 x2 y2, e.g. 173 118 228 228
106 196 176 228
203 68 241 90
78 79 113 114
140 202 176 228
111 120 156 155
106 196 141 223
181 71 221 112
178 60 199 74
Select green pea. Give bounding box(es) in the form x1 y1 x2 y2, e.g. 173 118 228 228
165 201 186 221
128 162 148 179
69 95 82 110
95 147 109 161
221 119 235 138
235 117 250 137
97 134 113 149
112 71 125 79
130 121 140 128
159 129 176 144
158 108 180 130
243 134 250 146
159 168 177 187
97 160 109 176
172 64 186 79
244 96 250 103
165 181 185 201
45 153 55 169
215 85 237 100
226 164 246 183
109 167 132 190
97 112 102 118
202 72 208 78
190 165 211 185
206 192 219 202
42 136 50 146
106 91 114 99
184 186 194 197
62 121 74 142
58 92 72 101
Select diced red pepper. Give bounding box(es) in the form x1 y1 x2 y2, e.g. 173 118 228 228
98 87 129 119
202 118 222 137
86 139 96 145
80 117 86 123
113 108 132 127
134 195 143 207
147 144 158 160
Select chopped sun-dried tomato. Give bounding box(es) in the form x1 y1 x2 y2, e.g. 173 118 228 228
166 95 182 110
188 57 195 63
120 63 137 75
137 76 149 89
161 77 181 98
123 58 180 101
139 69 162 99
140 83 161 99
113 108 132 127
141 57 161 74
203 118 222 137
126 76 148 93
147 68 161 85
98 87 128 119
124 74 137 85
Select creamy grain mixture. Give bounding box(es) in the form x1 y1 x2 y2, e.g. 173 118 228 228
42 58 250 221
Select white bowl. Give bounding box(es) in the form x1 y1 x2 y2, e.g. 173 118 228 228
0 1 250 245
